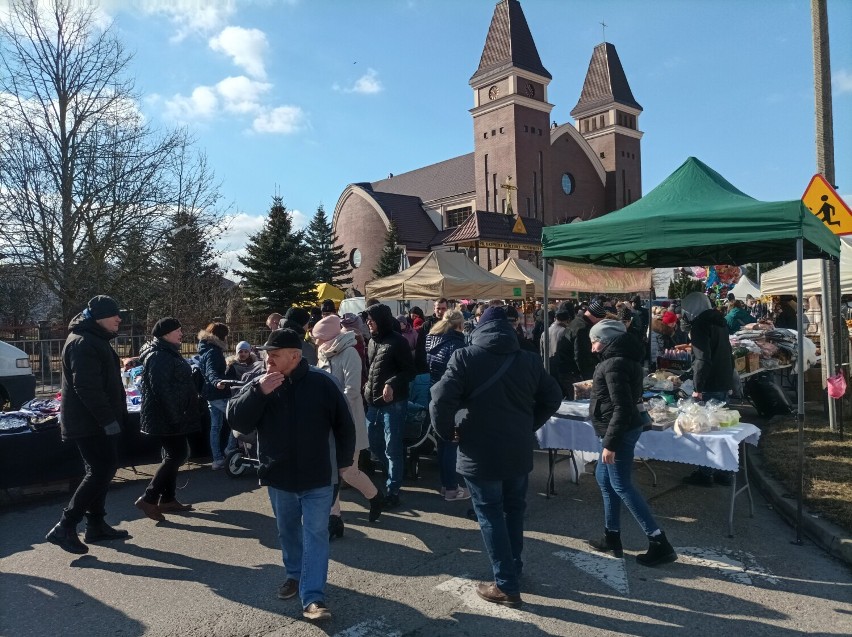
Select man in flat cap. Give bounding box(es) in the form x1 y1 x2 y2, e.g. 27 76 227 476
46 295 129 554
227 329 355 622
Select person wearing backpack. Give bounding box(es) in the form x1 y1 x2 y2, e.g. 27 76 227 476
197 322 238 469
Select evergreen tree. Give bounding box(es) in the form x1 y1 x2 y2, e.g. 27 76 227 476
668 269 705 300
372 221 404 279
304 204 353 288
235 196 315 314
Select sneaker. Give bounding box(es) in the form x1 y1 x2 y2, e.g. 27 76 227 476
444 487 471 502
303 602 331 621
682 469 713 487
211 459 226 470
277 578 299 600
475 582 522 608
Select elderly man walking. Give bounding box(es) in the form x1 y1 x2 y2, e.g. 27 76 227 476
227 329 355 622
430 306 562 607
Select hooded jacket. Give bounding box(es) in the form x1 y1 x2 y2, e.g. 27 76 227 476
317 330 367 451
429 319 562 480
197 330 231 401
226 358 355 492
589 333 645 450
59 313 127 440
365 307 415 406
724 307 755 334
563 314 598 380
139 338 200 436
425 329 466 386
690 308 734 393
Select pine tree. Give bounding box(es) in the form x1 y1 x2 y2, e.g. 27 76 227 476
235 196 315 314
668 270 705 300
304 204 353 288
372 221 404 279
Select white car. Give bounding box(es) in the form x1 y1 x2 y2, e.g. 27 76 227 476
0 340 36 410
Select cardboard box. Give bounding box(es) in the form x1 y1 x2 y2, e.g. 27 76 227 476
746 352 760 372
734 357 746 373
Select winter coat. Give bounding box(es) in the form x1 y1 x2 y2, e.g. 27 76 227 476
425 330 466 386
225 352 259 381
541 321 573 377
197 330 231 401
589 333 645 451
59 314 128 440
690 309 734 394
650 318 675 365
563 314 598 380
725 307 755 334
429 319 562 481
279 319 318 366
317 330 368 451
226 358 356 492
365 314 415 407
139 338 200 436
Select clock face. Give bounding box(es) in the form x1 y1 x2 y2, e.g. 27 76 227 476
525 82 535 98
350 248 361 268
488 85 499 101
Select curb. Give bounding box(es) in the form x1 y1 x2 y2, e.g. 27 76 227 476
748 450 852 566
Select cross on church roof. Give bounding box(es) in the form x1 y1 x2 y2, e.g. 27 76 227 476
600 20 607 43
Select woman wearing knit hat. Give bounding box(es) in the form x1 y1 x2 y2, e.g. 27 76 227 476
313 315 384 536
587 319 677 567
225 341 259 381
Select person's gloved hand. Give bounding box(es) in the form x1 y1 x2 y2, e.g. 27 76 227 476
103 421 121 436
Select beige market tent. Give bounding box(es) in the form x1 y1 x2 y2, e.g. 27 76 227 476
759 240 852 296
366 250 526 300
548 260 654 295
489 257 544 297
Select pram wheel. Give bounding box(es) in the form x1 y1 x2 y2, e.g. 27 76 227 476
225 449 248 478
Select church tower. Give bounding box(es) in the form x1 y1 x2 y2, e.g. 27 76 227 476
470 0 553 221
570 42 643 211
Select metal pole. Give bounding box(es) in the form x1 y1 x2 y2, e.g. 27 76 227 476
820 261 837 431
543 258 550 373
795 238 805 545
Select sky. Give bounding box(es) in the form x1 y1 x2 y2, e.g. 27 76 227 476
10 0 852 272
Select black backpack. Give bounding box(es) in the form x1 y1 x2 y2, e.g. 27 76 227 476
191 365 205 397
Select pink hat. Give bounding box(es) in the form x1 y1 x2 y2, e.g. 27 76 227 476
661 311 678 326
311 315 342 343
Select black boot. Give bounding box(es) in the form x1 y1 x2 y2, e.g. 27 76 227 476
636 531 677 567
587 529 623 558
46 522 88 555
328 514 344 540
84 518 130 543
368 493 384 523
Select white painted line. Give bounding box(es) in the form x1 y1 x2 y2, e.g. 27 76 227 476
553 549 629 595
676 547 779 586
332 617 402 637
436 576 524 619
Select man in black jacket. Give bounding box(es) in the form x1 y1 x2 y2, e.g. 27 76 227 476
364 303 415 508
227 329 355 622
562 295 609 381
430 307 562 608
46 296 129 554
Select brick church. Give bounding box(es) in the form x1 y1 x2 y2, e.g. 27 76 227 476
332 0 643 295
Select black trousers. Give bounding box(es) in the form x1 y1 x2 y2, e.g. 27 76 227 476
62 434 119 526
142 435 189 504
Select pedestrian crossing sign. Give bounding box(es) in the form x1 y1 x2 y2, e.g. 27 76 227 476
802 174 852 236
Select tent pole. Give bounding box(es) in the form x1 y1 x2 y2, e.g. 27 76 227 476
647 283 653 370
543 258 550 373
820 261 837 432
795 237 805 545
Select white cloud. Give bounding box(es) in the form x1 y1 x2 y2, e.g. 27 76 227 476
135 0 237 42
833 69 852 94
215 76 272 114
163 85 218 121
335 68 383 94
215 209 308 275
252 105 306 134
209 26 269 80
161 76 275 121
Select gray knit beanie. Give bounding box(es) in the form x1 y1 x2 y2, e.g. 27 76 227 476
589 319 627 345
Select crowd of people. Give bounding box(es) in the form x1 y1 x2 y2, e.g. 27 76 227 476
46 287 800 620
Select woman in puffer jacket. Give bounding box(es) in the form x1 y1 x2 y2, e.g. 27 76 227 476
313 315 384 539
425 310 470 502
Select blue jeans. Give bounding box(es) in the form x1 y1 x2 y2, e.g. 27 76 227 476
437 439 460 490
268 485 334 608
366 401 405 494
464 474 528 596
595 426 659 536
208 399 238 462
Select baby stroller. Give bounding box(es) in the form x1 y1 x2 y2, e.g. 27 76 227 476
225 430 260 478
404 374 436 479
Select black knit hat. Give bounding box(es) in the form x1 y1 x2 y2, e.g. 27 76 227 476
555 301 574 320
586 296 609 319
284 307 311 327
321 299 336 313
479 306 507 324
86 295 120 320
256 328 304 351
152 317 181 338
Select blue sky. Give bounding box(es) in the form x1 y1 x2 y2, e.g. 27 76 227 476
98 1 851 269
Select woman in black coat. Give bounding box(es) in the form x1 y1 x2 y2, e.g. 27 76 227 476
134 318 200 521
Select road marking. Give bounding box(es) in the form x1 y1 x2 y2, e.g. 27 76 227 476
333 617 402 637
436 576 524 619
553 549 629 595
676 547 779 586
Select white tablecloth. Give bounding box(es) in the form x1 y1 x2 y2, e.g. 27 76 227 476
538 400 761 472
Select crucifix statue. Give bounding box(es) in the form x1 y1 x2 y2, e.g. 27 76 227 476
500 175 517 216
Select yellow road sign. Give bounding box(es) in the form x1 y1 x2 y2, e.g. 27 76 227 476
512 215 527 234
802 174 852 236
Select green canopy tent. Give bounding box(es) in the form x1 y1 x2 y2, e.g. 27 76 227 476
540 157 840 540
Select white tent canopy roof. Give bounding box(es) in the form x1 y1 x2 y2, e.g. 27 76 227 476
759 240 852 296
490 257 544 297
729 276 761 299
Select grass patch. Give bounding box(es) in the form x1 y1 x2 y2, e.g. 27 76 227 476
759 409 852 531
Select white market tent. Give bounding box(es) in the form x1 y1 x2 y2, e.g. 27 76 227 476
489 257 544 297
760 240 852 296
729 275 762 299
548 260 654 295
365 250 526 300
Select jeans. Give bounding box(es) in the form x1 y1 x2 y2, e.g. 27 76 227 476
464 474 528 596
437 438 460 491
595 426 659 536
366 401 406 494
143 435 189 504
62 434 119 526
208 399 238 462
268 485 335 608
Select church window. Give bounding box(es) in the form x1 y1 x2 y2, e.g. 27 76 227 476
538 129 542 135
499 127 504 134
446 206 473 228
561 173 575 195
483 132 488 139
492 129 496 136
600 152 605 158
600 114 605 127
524 125 529 132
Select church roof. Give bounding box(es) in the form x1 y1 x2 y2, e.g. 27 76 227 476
470 0 551 85
570 42 641 117
371 153 474 203
367 190 438 252
442 211 543 247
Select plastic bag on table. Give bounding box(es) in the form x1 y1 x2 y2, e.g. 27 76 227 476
827 372 847 399
673 399 713 437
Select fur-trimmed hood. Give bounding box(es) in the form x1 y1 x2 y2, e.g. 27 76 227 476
197 329 227 352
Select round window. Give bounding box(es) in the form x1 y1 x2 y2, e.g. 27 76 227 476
561 172 575 195
349 248 361 268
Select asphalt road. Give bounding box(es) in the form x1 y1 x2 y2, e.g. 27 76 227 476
1 450 851 637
